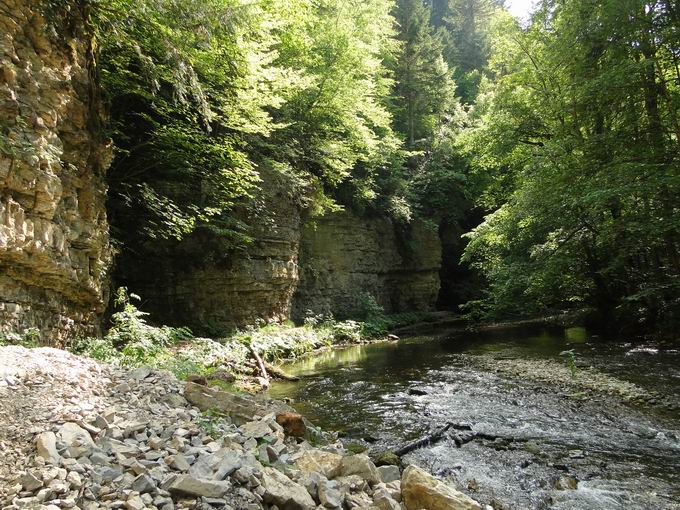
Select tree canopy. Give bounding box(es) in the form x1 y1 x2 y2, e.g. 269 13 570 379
82 0 679 333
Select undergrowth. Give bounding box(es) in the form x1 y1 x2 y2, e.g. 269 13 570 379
67 289 426 382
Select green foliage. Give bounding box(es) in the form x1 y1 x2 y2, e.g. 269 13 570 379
0 328 40 348
72 288 193 368
92 0 411 252
352 292 386 321
461 0 680 331
107 288 193 365
560 349 578 379
71 336 119 363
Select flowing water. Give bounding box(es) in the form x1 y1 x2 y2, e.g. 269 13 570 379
268 326 680 510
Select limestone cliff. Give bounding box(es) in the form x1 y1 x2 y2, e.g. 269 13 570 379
114 168 301 331
292 213 441 321
117 185 441 332
0 1 111 341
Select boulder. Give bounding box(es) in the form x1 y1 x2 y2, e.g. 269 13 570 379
36 432 60 465
337 455 380 485
58 423 95 448
401 465 481 510
276 412 307 437
261 467 316 510
166 475 231 498
295 450 343 479
184 382 293 425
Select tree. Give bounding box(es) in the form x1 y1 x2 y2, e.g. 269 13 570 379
444 0 504 102
461 0 680 331
391 0 456 149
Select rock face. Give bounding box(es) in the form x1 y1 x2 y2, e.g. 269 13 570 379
115 167 301 331
118 174 441 331
292 212 441 320
0 0 111 341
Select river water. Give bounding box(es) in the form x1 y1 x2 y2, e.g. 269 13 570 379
268 326 680 510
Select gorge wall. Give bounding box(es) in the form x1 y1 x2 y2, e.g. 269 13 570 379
114 168 302 331
0 1 111 342
116 170 442 333
292 213 441 321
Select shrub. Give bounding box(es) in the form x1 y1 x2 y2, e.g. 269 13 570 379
352 292 385 321
0 328 40 348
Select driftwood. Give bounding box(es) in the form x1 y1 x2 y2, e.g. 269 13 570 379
393 422 455 456
249 346 269 383
392 422 527 456
264 361 300 381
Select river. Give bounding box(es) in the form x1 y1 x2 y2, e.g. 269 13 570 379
268 326 680 510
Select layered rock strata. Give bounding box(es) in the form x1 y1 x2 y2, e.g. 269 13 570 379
292 213 441 321
0 1 111 341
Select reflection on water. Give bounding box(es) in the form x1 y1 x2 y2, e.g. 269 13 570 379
269 327 680 510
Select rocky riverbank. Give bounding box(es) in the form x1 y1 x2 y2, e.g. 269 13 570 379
0 346 485 510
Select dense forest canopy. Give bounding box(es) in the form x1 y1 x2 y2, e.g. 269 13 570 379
57 0 678 333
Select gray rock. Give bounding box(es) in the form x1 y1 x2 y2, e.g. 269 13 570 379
163 393 187 408
35 488 54 502
93 466 123 482
169 455 191 472
243 437 257 450
240 421 271 439
337 455 380 485
36 432 60 465
132 474 156 493
125 495 145 510
318 479 343 509
129 367 152 380
167 475 231 498
94 415 110 430
148 437 164 450
115 383 131 394
373 489 401 510
214 454 241 480
261 467 316 510
20 471 43 491
377 465 400 484
90 450 111 466
65 471 82 488
58 423 95 449
13 497 40 508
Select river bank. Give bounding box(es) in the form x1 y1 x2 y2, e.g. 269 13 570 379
0 345 487 510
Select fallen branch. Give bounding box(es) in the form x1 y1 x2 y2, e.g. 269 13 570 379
249 346 269 384
392 422 528 456
264 361 300 381
393 422 454 456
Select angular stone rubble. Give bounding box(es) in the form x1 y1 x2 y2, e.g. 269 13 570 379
0 348 483 510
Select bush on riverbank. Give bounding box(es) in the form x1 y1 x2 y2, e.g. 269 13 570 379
68 288 426 383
